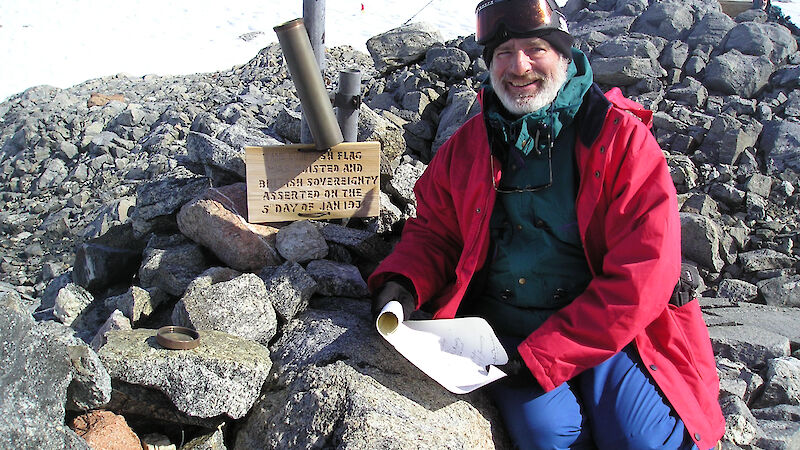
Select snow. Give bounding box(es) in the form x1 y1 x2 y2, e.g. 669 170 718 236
775 0 800 24
0 0 797 103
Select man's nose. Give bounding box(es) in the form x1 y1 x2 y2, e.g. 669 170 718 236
509 50 532 75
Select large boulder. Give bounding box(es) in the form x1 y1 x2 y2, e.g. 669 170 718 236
275 220 328 263
759 119 800 175
709 325 792 370
771 65 800 89
717 279 758 303
53 282 95 327
260 261 318 323
69 410 142 449
138 234 210 298
305 260 369 298
72 223 145 294
318 222 392 262
702 303 800 344
0 291 92 449
758 276 800 307
697 113 762 165
386 160 426 207
680 213 727 272
37 320 112 411
425 46 471 80
81 196 136 240
721 22 798 65
173 269 278 346
186 131 246 186
753 356 800 408
593 34 662 60
98 328 272 419
630 1 695 41
703 50 774 98
432 84 481 157
591 56 666 86
367 22 444 74
357 104 406 162
177 183 281 272
217 123 280 150
570 16 636 40
686 11 736 49
130 167 212 237
738 249 795 274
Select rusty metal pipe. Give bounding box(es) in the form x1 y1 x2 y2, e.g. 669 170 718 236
274 18 343 150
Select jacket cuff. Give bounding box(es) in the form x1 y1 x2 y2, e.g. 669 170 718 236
370 274 418 301
517 341 556 392
388 275 418 299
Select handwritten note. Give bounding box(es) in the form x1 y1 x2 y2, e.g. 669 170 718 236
376 301 509 394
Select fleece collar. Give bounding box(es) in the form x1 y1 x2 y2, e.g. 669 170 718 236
484 48 593 156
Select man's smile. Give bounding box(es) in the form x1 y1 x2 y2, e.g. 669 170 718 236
505 76 543 94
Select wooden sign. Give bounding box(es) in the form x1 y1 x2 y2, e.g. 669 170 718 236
245 142 381 222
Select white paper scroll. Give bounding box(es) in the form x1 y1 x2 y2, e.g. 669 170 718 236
376 301 509 394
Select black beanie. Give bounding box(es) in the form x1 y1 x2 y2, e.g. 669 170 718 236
482 29 574 68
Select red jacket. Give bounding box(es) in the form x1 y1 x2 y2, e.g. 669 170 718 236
368 85 724 449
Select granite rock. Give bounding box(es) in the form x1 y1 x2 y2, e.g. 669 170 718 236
173 270 278 346
367 22 444 74
98 328 272 419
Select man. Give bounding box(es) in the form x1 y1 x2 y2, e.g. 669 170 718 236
368 0 725 448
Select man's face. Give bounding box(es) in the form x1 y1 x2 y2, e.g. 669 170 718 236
489 37 569 115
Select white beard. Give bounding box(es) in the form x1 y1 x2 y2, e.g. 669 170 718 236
491 57 569 115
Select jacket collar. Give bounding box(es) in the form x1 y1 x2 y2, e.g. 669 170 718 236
479 82 611 151
574 83 611 149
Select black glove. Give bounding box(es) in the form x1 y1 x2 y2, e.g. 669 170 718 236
371 279 416 321
495 343 536 386
496 346 526 376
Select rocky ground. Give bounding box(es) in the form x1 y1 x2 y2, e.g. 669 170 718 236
1 0 800 448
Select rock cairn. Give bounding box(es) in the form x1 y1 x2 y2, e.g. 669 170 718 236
1 0 799 448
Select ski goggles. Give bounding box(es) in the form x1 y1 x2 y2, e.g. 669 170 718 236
475 0 568 45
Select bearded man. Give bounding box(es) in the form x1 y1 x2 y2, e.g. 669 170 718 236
368 0 725 448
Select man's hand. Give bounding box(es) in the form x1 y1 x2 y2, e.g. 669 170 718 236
496 344 537 386
371 280 416 321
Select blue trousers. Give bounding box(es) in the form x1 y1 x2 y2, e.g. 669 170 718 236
488 343 699 450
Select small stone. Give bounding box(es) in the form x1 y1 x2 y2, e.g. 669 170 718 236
88 93 125 107
387 162 425 207
107 286 169 326
753 356 800 408
53 283 95 326
717 278 758 303
70 410 142 449
90 309 133 351
720 394 764 446
305 260 369 298
275 221 328 263
261 262 317 322
141 433 176 450
182 427 226 450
